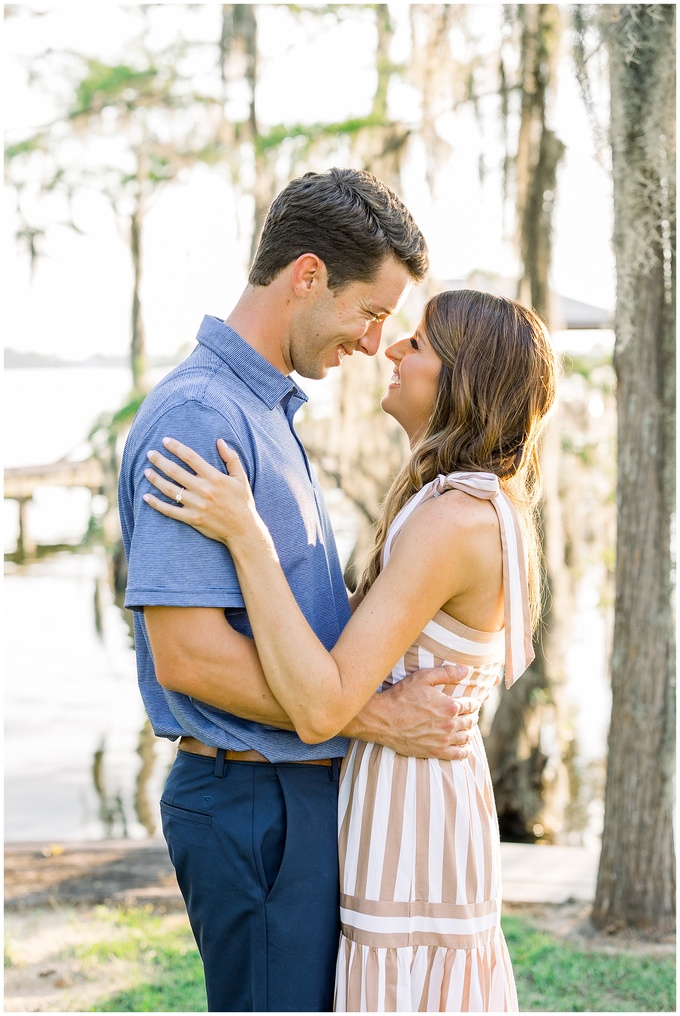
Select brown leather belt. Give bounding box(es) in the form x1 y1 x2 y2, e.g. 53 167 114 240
179 736 334 766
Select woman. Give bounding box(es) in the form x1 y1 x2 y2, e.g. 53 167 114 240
143 289 557 1012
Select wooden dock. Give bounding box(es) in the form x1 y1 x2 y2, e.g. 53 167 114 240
4 458 104 500
4 457 105 560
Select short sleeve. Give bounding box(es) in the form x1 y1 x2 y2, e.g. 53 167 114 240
122 401 249 611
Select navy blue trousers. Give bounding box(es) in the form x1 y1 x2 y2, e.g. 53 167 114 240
161 749 341 1012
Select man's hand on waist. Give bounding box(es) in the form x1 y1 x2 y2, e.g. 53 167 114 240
344 665 480 760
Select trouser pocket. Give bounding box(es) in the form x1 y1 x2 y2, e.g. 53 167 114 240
252 769 287 897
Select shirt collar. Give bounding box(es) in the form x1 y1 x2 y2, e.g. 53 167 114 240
196 315 309 411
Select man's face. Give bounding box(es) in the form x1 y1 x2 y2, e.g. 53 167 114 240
289 256 413 380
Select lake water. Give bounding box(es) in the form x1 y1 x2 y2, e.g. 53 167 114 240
5 367 177 841
4 551 176 841
4 364 611 844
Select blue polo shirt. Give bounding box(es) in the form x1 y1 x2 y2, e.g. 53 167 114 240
119 315 351 761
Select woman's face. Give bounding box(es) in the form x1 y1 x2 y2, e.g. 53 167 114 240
381 319 442 443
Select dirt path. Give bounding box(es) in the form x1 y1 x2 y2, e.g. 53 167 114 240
5 841 182 912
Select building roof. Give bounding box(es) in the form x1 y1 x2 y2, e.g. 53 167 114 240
437 276 613 330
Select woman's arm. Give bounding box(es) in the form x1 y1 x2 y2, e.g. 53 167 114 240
144 438 480 743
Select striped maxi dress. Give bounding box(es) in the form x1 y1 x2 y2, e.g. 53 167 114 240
334 471 534 1013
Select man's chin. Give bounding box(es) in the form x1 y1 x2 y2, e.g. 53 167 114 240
290 357 329 381
292 349 347 380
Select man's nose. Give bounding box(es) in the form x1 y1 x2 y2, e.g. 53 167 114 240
358 319 384 356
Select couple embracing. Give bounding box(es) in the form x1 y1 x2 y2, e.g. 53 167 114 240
119 168 557 1013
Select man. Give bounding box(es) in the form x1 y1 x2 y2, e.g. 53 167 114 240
119 168 477 1012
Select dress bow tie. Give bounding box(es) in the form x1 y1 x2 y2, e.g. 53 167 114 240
434 471 500 501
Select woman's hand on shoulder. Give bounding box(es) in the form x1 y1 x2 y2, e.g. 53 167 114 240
143 436 272 551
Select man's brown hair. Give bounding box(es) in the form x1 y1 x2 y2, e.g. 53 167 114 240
249 168 429 291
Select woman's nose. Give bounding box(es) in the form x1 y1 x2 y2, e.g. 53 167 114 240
385 338 406 363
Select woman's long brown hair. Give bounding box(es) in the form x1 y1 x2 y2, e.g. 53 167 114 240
358 289 558 629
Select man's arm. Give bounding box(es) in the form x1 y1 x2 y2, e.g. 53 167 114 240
145 605 294 728
343 667 480 760
146 605 478 753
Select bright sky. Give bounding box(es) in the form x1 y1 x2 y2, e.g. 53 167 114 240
4 3 615 361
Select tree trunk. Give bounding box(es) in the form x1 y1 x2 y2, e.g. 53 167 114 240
235 3 277 262
485 414 571 841
592 3 675 934
129 197 147 393
217 5 271 260
484 3 569 842
299 4 411 589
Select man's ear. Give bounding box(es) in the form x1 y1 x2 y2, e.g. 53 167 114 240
291 253 326 297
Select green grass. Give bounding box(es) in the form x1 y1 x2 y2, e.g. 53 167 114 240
4 944 15 969
504 915 676 1013
77 907 674 1013
71 907 207 1013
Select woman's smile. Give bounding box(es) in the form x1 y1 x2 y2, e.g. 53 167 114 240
381 322 442 440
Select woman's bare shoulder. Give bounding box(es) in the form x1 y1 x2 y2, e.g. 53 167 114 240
386 489 499 584
406 488 500 541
